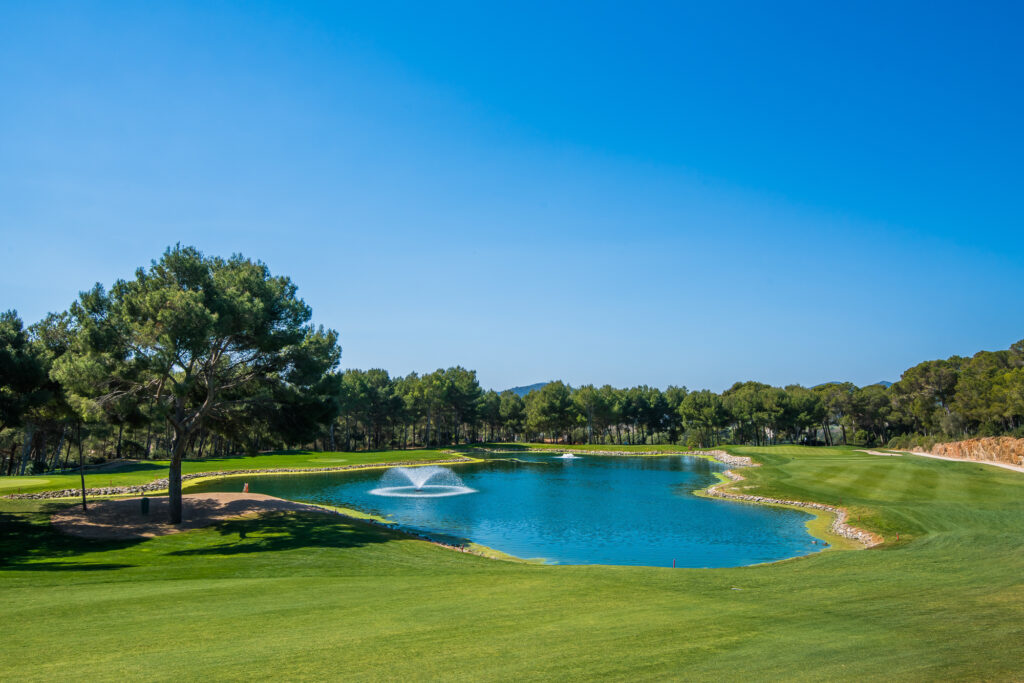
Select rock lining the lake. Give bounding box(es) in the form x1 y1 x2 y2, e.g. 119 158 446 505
483 447 753 465
705 466 883 548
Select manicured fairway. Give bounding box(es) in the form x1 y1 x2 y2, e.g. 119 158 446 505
0 449 457 494
1 446 1022 680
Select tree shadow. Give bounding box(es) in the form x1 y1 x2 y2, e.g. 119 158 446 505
165 510 401 556
103 462 166 473
55 461 167 475
0 504 141 571
7 561 135 571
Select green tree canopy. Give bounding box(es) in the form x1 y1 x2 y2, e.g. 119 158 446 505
54 245 340 522
526 381 575 442
0 310 49 433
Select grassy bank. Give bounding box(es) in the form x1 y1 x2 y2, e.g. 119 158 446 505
1 445 1022 680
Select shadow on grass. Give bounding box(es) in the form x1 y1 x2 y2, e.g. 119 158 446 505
7 561 135 571
165 510 401 557
49 461 167 476
0 503 141 571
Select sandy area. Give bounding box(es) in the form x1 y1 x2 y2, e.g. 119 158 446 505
900 450 1024 473
859 448 1024 473
50 492 327 540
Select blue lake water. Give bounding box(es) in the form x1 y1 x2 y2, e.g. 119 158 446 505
188 454 824 567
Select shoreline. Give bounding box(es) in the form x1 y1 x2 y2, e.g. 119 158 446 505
702 466 883 548
29 446 882 563
233 496 526 562
47 490 522 562
479 446 751 466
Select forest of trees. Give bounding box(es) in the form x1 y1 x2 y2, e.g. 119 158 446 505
3 246 1024 481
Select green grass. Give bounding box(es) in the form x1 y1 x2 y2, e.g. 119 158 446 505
1 445 1022 680
0 449 460 495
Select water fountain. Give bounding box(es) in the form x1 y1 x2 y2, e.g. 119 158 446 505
558 453 581 459
369 466 476 498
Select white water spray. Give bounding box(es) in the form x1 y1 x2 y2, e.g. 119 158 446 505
369 466 476 498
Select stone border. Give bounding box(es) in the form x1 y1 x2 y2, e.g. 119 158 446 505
482 447 751 464
704 467 882 547
3 457 477 500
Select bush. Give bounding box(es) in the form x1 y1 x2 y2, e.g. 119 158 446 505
887 435 910 449
852 430 874 447
887 433 950 452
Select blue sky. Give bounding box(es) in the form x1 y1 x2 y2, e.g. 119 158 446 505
1 1 1022 391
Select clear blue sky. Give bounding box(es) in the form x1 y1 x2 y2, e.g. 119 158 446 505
2 2 1022 391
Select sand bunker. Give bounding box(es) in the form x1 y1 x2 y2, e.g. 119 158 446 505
50 493 326 540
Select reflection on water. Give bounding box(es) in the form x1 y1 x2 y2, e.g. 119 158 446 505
187 454 823 567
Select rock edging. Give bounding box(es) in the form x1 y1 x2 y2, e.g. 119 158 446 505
3 457 477 500
704 465 882 548
483 447 750 462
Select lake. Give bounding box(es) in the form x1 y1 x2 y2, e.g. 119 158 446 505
187 453 825 567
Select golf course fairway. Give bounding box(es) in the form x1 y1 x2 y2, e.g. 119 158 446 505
1 445 1021 680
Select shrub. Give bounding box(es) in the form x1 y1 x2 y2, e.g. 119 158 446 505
852 430 874 446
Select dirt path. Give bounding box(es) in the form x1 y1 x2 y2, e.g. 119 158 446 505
896 450 1024 474
857 447 1024 473
50 493 331 540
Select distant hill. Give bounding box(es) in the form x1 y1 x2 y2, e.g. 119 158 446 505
816 380 893 389
505 382 549 397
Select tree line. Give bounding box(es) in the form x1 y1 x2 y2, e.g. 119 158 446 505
3 246 1024 486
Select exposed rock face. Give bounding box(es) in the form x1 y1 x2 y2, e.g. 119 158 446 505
915 437 1024 468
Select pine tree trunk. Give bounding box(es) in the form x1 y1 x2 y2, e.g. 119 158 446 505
169 434 185 524
144 423 153 460
78 423 87 511
168 399 189 524
61 435 74 470
18 424 35 475
51 426 67 470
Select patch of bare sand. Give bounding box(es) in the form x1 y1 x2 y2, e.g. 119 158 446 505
858 448 1024 473
906 450 1024 473
50 493 328 540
